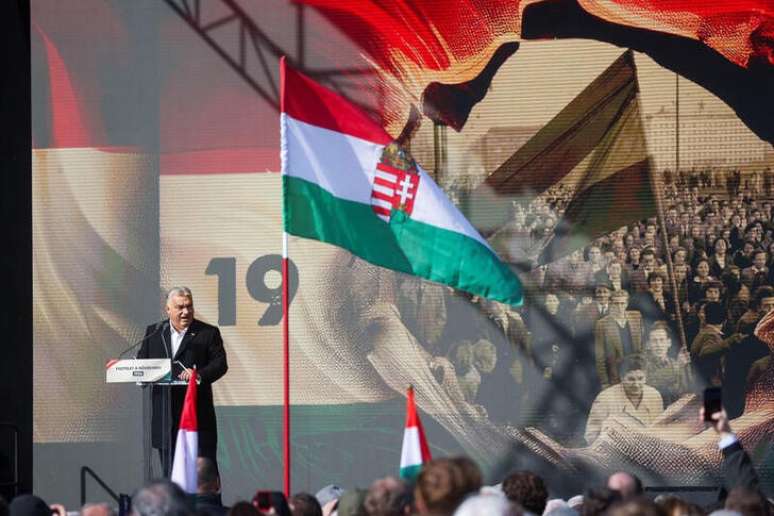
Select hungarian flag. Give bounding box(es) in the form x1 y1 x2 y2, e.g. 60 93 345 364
171 369 198 494
399 386 432 479
280 57 523 306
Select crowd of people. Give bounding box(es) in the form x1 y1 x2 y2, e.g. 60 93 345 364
419 169 774 444
2 409 768 516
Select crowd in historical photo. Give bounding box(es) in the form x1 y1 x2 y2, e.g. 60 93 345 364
411 168 774 447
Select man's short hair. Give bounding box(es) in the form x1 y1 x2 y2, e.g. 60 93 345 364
414 458 481 515
752 286 774 309
606 498 661 516
704 301 726 325
647 273 665 286
619 354 646 377
640 248 656 259
364 477 411 516
706 280 723 291
501 471 548 514
581 488 621 516
288 493 322 516
196 457 220 493
166 287 193 303
725 487 768 516
131 480 189 516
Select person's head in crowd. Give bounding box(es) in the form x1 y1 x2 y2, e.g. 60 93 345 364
252 491 291 516
453 494 521 516
643 234 657 250
624 234 636 249
668 235 681 253
706 281 723 303
655 496 705 516
713 237 729 256
606 498 662 516
724 487 769 516
544 293 560 316
606 472 643 500
9 495 50 516
131 480 190 516
607 261 623 281
364 477 411 516
680 211 691 226
473 339 497 374
628 246 641 265
735 284 751 304
453 341 475 374
569 249 583 265
228 502 259 516
722 228 732 242
752 250 767 271
695 260 711 280
646 324 672 361
336 490 367 516
674 264 690 284
586 245 603 265
641 248 657 273
501 471 548 514
704 302 726 327
610 290 629 319
648 273 665 296
451 456 483 494
759 288 774 315
741 240 756 258
288 493 322 516
619 355 648 403
81 504 116 516
581 488 621 516
315 485 344 516
414 457 481 515
752 286 774 315
594 282 612 307
690 225 705 241
197 457 221 495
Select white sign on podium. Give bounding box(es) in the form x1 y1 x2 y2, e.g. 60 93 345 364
106 358 172 383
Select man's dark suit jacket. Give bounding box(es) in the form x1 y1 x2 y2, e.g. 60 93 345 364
137 319 228 457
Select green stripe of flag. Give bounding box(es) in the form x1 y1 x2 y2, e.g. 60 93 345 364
284 176 522 305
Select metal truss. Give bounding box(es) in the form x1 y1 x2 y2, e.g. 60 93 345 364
163 0 378 115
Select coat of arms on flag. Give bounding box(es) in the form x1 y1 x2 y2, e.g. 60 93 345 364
370 142 421 222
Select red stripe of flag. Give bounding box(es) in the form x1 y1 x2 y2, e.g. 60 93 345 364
280 57 392 145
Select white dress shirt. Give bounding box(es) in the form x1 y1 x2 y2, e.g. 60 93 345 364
170 323 189 358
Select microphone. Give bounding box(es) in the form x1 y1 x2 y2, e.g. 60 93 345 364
115 320 168 360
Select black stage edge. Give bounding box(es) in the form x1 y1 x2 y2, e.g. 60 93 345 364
0 0 32 499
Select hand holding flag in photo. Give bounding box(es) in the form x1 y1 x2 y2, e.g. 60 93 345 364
279 57 523 306
171 368 198 494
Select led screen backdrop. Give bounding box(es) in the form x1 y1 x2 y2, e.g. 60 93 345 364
32 0 774 506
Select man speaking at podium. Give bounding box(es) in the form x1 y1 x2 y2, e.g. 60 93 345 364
138 286 228 476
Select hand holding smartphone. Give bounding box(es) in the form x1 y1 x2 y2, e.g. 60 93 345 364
703 387 722 422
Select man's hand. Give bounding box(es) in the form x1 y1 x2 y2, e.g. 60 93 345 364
50 504 67 516
178 369 193 381
701 408 733 439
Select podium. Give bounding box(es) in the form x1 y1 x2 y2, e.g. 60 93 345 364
106 359 187 479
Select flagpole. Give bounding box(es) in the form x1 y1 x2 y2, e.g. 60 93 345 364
282 230 291 497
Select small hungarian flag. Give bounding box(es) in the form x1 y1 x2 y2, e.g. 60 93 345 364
280 57 522 306
171 369 198 493
399 386 431 479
